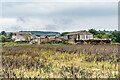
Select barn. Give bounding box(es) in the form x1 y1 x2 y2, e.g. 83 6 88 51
12 32 31 42
64 30 93 40
63 30 111 44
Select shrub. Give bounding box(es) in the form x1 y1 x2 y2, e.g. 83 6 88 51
0 35 7 42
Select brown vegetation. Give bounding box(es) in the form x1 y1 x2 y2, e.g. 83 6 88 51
2 44 119 78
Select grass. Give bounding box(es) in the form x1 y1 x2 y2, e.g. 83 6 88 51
0 42 74 46
0 42 36 46
2 45 119 78
0 41 119 46
43 42 63 45
43 42 75 45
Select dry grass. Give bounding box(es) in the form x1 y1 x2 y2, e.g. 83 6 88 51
2 44 119 78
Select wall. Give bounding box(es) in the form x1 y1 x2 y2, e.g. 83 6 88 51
12 34 26 42
79 34 93 40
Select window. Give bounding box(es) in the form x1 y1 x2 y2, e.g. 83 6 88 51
78 34 80 40
86 35 88 39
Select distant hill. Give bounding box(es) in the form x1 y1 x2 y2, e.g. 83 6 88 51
19 31 60 36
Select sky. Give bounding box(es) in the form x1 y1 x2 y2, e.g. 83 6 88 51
0 0 119 32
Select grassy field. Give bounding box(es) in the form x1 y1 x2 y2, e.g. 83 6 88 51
2 44 119 78
0 42 36 46
0 42 73 46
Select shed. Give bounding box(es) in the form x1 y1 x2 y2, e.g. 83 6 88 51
65 30 93 40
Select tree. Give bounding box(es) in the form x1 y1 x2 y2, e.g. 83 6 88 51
88 29 99 35
111 32 120 43
96 34 103 39
103 29 106 32
0 31 6 36
115 32 120 43
99 32 105 35
36 35 41 37
102 34 110 39
8 33 13 38
60 32 69 36
114 30 117 32
0 35 7 42
25 33 31 42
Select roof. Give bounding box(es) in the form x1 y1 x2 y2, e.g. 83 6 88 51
66 30 93 35
31 35 37 39
40 35 47 38
48 36 56 38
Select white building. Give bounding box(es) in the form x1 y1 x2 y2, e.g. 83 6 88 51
12 32 31 42
64 30 93 40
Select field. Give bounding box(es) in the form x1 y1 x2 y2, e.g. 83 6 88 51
2 44 120 78
0 42 35 46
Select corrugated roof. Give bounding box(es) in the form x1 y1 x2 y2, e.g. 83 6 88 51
40 35 47 38
66 30 92 35
31 35 37 39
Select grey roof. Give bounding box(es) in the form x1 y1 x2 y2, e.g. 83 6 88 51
31 35 37 38
48 36 56 38
40 35 47 38
66 30 93 35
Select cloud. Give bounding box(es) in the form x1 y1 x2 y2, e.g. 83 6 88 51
5 25 24 31
17 17 26 23
1 2 118 32
2 2 117 18
2 0 119 2
44 24 58 30
0 15 118 32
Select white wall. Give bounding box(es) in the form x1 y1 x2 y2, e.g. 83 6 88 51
12 34 26 42
79 34 93 40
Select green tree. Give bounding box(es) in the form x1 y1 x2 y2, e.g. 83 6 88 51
111 32 120 43
0 31 6 36
102 34 110 39
8 33 13 38
0 35 7 42
60 32 69 36
111 37 116 43
96 34 103 39
88 29 99 35
36 35 41 37
25 33 31 42
99 32 105 35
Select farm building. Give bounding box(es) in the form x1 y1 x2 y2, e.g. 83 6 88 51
64 30 93 40
31 35 38 40
12 31 111 44
63 30 93 43
48 36 63 43
37 36 62 44
30 35 39 43
63 30 111 44
48 36 56 40
12 32 31 42
40 35 48 38
38 37 48 44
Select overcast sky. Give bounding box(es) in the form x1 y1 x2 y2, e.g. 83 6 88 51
0 0 119 32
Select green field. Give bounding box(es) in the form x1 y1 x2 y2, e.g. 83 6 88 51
0 42 36 46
